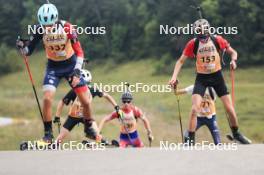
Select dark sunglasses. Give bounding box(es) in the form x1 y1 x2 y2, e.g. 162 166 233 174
122 100 131 104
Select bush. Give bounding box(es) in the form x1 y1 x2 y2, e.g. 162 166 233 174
0 44 23 77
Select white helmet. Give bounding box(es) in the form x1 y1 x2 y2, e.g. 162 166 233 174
81 69 92 82
37 3 58 25
193 19 210 37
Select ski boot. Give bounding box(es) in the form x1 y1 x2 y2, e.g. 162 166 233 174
84 119 102 142
184 131 195 146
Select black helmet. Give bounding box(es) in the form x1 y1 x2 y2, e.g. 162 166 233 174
121 92 133 102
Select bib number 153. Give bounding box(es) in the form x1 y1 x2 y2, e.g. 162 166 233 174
200 55 215 63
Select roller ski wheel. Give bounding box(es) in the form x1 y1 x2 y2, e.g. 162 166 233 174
20 141 29 151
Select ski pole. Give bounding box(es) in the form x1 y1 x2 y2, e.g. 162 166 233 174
57 121 61 133
223 65 236 141
173 81 184 143
190 6 203 19
18 47 44 123
230 65 235 107
196 6 203 19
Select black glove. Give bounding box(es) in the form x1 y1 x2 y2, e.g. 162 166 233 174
114 105 120 112
83 58 89 64
16 37 30 48
16 39 25 49
16 38 29 55
147 131 154 142
53 116 61 124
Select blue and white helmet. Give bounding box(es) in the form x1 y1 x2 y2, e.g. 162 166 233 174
37 3 58 25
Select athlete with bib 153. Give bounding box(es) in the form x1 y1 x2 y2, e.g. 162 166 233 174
169 19 251 144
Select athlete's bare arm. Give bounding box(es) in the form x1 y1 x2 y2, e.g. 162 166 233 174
176 85 194 95
140 115 152 134
226 46 238 69
169 54 188 86
55 100 65 118
102 92 118 107
98 114 116 133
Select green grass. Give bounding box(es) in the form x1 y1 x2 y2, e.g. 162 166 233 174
0 52 264 150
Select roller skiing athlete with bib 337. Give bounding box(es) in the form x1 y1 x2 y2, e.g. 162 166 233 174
16 3 100 147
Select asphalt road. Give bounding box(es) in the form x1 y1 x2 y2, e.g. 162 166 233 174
0 144 263 175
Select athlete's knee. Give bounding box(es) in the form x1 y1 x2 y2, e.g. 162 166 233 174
225 104 235 114
43 92 54 104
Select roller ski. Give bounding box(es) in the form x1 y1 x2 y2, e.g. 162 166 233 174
20 139 58 151
20 140 47 151
82 139 119 148
100 138 119 147
83 119 116 148
20 131 56 151
226 131 251 144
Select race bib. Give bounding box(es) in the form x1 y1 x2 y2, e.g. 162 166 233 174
55 50 67 57
205 63 216 72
